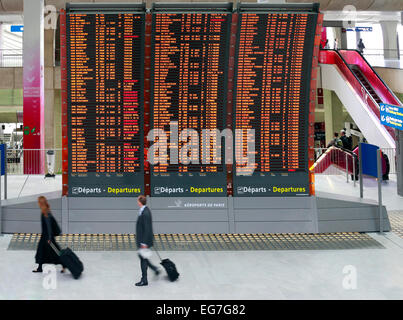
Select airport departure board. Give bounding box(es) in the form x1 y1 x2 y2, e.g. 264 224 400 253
63 3 319 198
66 7 145 197
150 8 231 197
233 12 317 197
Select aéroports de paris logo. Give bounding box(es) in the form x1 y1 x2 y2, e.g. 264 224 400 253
168 199 182 208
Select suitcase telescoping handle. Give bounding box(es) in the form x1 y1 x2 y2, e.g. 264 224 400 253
48 241 61 256
153 248 162 261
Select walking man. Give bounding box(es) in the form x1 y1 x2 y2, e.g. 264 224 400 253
357 38 365 54
333 38 339 50
135 195 159 287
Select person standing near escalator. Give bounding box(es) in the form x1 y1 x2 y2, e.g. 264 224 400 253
327 132 343 148
340 130 352 150
357 38 365 54
333 38 339 50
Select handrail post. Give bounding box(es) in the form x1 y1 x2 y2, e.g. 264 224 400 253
0 152 2 235
4 144 7 199
359 143 363 198
377 149 383 234
353 154 356 187
346 153 349 183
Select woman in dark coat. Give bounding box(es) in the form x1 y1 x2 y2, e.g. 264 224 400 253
33 196 66 273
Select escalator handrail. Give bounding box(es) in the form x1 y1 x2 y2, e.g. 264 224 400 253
319 49 382 117
352 49 402 106
320 49 396 140
315 145 356 160
312 145 356 169
338 49 402 107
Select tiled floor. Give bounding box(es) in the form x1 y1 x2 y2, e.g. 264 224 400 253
1 232 403 300
388 211 403 239
7 232 384 251
315 173 403 211
1 174 403 299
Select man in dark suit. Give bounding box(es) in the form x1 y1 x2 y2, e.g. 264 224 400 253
135 195 159 286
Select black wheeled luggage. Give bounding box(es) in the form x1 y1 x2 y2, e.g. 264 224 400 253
155 250 179 282
160 258 180 282
49 242 84 279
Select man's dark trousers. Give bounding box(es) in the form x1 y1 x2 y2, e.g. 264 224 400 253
136 206 157 282
139 254 158 281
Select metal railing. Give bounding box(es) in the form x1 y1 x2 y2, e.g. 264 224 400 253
380 147 396 175
362 48 402 57
313 147 357 184
334 48 402 57
6 148 62 175
0 49 23 67
0 147 63 200
313 146 396 181
327 47 403 68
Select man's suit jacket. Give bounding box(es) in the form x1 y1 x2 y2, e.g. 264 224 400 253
136 206 154 248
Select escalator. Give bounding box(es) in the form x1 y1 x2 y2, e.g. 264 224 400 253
319 49 401 149
350 65 382 104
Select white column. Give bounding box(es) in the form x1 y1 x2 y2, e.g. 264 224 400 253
380 20 399 60
0 23 3 67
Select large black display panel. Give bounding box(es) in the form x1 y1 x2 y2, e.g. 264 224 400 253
233 9 317 197
150 5 232 197
67 5 145 197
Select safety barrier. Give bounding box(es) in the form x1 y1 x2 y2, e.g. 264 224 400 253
313 146 396 184
6 148 62 175
0 49 23 68
313 147 357 179
380 147 396 175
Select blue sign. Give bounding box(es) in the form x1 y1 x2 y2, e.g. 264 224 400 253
345 27 372 32
10 25 23 32
356 26 372 32
0 144 5 176
360 143 379 178
380 103 403 131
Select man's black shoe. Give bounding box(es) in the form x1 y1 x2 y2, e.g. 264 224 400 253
135 280 148 286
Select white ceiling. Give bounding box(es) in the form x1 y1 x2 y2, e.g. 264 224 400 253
0 1 400 24
0 14 22 24
324 10 402 22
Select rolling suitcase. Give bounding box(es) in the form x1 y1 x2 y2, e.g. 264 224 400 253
155 249 179 282
49 242 84 279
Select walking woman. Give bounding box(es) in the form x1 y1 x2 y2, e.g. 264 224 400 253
33 196 65 273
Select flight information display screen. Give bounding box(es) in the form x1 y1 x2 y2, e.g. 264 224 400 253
67 11 145 197
233 12 317 197
150 11 231 197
